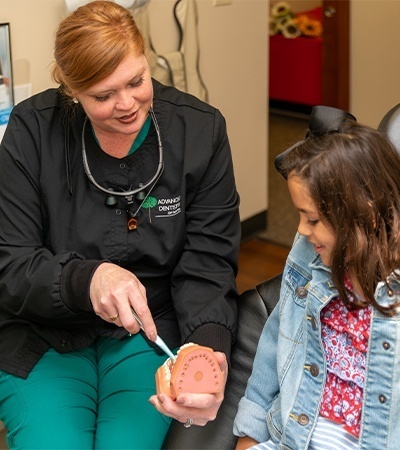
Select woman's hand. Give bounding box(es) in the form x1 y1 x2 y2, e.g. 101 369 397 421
149 351 228 426
90 262 157 340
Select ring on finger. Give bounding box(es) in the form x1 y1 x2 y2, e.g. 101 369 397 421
109 313 119 322
183 418 193 428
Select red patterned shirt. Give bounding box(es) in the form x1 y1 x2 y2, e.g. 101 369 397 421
319 277 371 437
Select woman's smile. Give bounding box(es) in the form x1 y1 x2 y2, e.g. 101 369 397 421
116 110 139 124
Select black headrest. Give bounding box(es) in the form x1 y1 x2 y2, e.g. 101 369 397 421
378 103 400 153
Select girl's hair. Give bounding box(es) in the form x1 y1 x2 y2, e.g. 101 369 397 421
51 0 145 98
280 120 400 315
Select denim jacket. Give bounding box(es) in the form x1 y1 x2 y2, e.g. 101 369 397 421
233 234 400 449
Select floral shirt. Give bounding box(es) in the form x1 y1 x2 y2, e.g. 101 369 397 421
319 277 371 437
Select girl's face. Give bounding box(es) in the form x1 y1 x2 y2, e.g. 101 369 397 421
76 52 153 138
288 175 336 266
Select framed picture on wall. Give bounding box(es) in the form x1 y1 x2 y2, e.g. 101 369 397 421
0 23 13 127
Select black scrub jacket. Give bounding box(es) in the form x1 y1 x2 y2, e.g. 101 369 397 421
0 79 240 378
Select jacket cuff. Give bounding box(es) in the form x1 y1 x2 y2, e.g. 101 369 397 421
185 323 233 364
61 259 106 312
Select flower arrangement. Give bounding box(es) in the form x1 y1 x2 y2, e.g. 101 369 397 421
269 1 322 39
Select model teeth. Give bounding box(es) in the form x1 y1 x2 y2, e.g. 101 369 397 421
162 343 196 381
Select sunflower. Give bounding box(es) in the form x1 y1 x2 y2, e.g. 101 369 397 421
276 15 292 31
294 15 323 37
271 1 293 18
281 20 301 39
269 18 279 36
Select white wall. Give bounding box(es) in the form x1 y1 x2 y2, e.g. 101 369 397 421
133 0 270 221
188 0 269 221
0 0 269 222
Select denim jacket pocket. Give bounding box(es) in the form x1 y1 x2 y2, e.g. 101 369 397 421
266 396 283 441
265 407 293 450
267 404 298 450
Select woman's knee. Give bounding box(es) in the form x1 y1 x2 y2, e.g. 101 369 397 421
0 348 98 449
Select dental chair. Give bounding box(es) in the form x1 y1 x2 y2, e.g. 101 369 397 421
162 273 282 450
162 102 400 450
378 103 400 151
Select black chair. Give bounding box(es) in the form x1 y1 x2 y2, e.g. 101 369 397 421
162 273 282 450
378 103 400 151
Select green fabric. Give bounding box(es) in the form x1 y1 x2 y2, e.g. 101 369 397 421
0 334 173 449
90 115 152 155
129 115 152 154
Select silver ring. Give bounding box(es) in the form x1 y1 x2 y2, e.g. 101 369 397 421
183 418 193 428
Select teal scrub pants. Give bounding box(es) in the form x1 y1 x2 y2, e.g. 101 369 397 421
0 334 172 449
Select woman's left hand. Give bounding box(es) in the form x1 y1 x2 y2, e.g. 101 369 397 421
149 351 228 426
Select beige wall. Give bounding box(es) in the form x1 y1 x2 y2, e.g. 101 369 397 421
0 0 269 222
350 0 400 127
0 0 65 87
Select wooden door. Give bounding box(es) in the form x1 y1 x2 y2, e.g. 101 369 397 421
322 0 350 110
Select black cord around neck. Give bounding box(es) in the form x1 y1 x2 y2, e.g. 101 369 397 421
81 107 164 198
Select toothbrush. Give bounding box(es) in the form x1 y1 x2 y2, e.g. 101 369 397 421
131 309 176 362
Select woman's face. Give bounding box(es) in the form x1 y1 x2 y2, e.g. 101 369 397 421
76 52 153 138
288 175 336 266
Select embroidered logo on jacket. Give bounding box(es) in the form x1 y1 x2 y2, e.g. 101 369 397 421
142 195 181 220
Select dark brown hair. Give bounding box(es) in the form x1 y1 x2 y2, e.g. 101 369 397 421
280 121 400 315
51 0 145 97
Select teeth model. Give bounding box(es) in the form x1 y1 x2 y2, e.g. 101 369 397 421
155 343 223 399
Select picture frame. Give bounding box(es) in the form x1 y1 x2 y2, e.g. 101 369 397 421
0 23 13 126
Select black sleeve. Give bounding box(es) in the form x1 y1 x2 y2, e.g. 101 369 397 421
171 109 240 359
0 103 102 326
